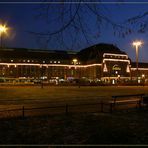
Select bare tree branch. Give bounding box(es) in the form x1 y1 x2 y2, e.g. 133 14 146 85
29 0 147 49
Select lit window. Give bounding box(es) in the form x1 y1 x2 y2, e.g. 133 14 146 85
23 60 26 62
50 61 52 63
27 60 30 62
54 61 56 63
58 61 60 63
11 60 13 62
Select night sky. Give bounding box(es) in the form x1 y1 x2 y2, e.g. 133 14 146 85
0 1 148 62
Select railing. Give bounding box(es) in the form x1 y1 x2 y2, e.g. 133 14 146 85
0 94 147 118
0 101 112 119
0 98 145 119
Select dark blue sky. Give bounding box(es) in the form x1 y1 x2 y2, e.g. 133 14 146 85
0 1 148 62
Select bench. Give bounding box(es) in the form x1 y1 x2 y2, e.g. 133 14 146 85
109 94 145 112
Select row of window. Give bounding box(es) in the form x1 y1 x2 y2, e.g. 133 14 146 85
0 59 82 65
104 55 128 59
10 59 61 64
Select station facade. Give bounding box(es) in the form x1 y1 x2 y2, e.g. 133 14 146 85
0 43 148 84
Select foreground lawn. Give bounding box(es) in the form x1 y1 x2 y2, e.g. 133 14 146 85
0 86 148 145
0 108 148 145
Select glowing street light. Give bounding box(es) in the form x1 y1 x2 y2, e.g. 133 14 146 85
142 74 145 78
0 24 8 48
132 40 143 82
72 58 81 88
0 25 7 33
72 59 78 65
142 74 145 85
72 58 78 76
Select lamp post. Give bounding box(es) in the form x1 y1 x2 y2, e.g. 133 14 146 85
73 59 78 65
40 64 44 89
0 24 8 48
142 74 145 86
72 58 80 88
73 58 78 78
132 40 143 84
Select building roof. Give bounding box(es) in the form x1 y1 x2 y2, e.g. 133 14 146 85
0 48 77 61
0 44 130 64
77 43 127 63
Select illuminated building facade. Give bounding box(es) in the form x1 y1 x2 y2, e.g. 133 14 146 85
0 43 148 84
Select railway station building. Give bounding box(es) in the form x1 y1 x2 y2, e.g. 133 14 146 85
0 43 148 84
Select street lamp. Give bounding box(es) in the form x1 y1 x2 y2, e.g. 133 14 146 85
72 58 78 77
72 58 81 88
73 59 78 65
0 24 8 48
132 40 143 83
142 74 145 85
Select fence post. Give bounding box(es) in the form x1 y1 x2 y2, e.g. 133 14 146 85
65 104 68 115
22 106 25 118
110 103 113 113
101 101 104 113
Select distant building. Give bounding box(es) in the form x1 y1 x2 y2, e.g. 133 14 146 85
0 43 148 84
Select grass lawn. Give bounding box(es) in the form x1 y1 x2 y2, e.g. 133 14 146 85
0 85 148 102
0 85 147 109
0 109 148 145
0 86 148 145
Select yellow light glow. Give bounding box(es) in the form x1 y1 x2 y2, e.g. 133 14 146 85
0 24 8 34
142 74 145 78
132 41 143 47
72 58 78 65
73 59 78 62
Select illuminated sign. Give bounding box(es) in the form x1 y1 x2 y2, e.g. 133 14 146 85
112 65 121 71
